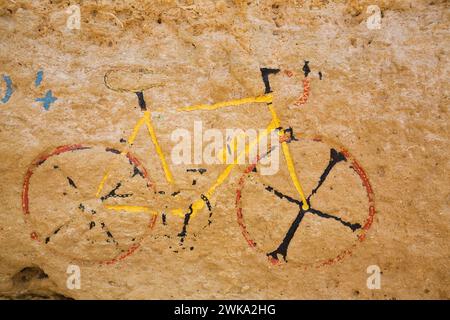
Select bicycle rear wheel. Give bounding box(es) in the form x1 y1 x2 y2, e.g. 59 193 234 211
22 144 158 265
235 136 375 268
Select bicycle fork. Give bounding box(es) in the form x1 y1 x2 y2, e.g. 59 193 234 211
261 68 309 211
260 68 311 263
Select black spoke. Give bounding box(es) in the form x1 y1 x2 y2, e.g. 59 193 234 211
44 217 75 244
308 148 346 201
308 208 361 232
52 165 82 197
263 184 303 207
267 209 306 262
99 221 118 246
259 184 306 262
66 176 77 189
78 201 119 247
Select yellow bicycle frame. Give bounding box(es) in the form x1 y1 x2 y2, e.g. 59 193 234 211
100 92 309 220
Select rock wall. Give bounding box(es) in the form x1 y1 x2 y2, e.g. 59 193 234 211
0 0 448 299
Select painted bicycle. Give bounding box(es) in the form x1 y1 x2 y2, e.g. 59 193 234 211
22 64 375 267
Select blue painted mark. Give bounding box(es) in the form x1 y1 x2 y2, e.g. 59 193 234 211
35 90 57 111
35 70 43 87
1 75 13 104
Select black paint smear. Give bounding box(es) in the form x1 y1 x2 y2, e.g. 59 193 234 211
89 221 95 230
267 209 305 262
283 127 298 142
201 194 213 227
308 148 346 201
205 211 212 227
178 205 193 244
67 177 77 189
200 194 212 212
158 191 165 195
162 213 167 225
100 182 132 202
186 168 207 175
78 203 85 211
252 167 257 173
131 166 144 178
308 208 361 232
302 61 311 77
192 179 197 186
100 221 118 245
53 165 59 169
45 224 63 243
318 71 323 80
46 220 76 244
105 147 120 154
135 91 147 111
120 138 126 143
171 191 180 197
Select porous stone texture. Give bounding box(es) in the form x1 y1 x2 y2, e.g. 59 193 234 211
0 0 448 299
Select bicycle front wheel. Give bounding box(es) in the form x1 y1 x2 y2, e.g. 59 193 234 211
235 136 375 268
